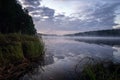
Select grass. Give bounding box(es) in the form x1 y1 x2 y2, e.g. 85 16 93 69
0 33 45 80
0 42 24 66
22 41 44 60
79 58 120 80
0 33 45 66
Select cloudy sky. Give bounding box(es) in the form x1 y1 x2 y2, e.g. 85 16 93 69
18 0 120 35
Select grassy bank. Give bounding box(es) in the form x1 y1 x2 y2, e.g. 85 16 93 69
0 33 44 79
79 59 120 80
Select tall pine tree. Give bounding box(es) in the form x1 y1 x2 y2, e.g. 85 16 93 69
0 0 36 35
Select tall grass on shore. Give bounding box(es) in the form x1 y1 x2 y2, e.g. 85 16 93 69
0 33 45 79
78 57 120 80
0 33 45 66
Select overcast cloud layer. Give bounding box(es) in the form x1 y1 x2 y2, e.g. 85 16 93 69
18 0 120 35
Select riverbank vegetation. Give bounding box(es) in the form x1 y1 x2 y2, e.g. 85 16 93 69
79 59 120 80
0 34 44 79
0 0 45 79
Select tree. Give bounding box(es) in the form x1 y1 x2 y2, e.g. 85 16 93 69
0 0 36 35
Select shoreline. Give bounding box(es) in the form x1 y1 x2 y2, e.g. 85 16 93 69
0 34 45 80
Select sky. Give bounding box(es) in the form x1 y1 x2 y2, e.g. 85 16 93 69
18 0 120 35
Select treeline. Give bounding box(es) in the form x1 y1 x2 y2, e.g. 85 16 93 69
66 29 120 37
0 0 36 35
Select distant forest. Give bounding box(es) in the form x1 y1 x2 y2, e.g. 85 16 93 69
0 0 36 35
66 29 120 37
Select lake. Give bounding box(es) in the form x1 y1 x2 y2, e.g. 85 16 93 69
20 36 120 80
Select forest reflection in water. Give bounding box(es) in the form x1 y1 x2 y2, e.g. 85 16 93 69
20 36 120 80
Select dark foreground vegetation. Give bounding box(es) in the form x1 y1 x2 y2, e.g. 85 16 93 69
0 34 44 80
0 0 36 35
0 0 45 79
78 58 120 80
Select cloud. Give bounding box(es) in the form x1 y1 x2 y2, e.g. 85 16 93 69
18 0 41 7
18 0 55 21
93 3 120 28
30 7 55 21
18 0 120 35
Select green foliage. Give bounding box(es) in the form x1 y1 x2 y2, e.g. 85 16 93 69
0 0 36 35
0 42 24 66
22 41 44 59
0 34 44 66
80 61 120 80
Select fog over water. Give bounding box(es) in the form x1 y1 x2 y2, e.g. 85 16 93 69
21 36 120 80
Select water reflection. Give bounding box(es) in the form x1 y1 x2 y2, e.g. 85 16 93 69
113 46 120 63
73 37 120 46
21 36 120 80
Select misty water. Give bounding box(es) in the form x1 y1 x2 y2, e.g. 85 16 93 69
20 36 120 80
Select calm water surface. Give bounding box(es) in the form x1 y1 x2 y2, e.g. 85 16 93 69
20 36 120 80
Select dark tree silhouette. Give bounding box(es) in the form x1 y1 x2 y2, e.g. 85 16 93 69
0 0 36 35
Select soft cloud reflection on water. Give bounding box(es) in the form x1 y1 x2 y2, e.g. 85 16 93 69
21 36 120 80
